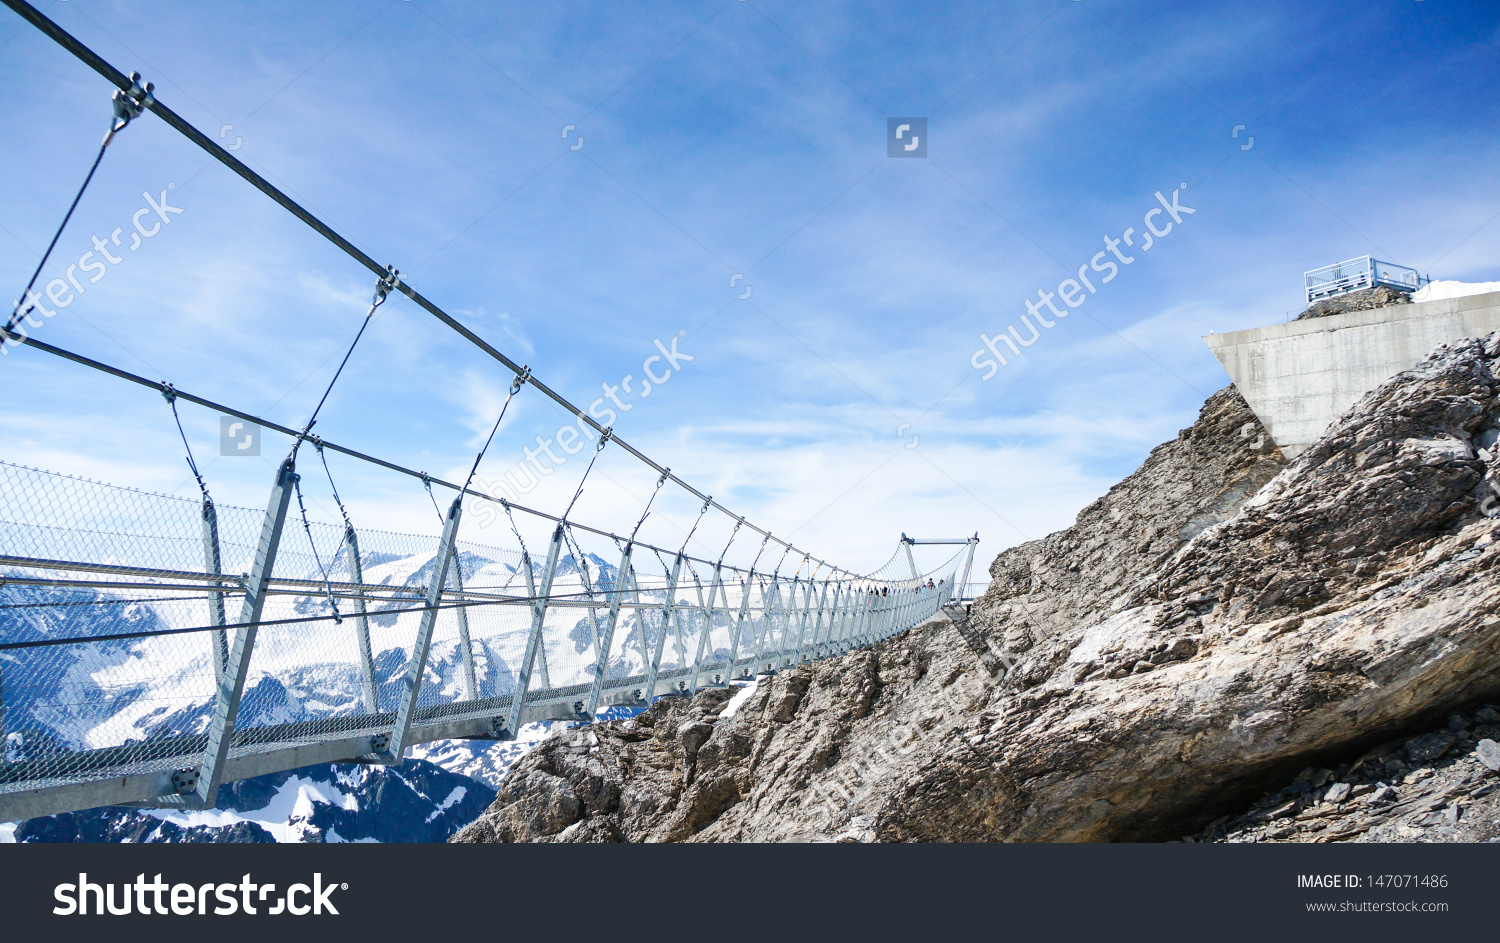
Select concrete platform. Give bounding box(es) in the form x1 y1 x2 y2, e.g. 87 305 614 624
1205 291 1500 457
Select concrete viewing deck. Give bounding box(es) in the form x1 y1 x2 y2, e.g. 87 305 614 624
1205 290 1500 457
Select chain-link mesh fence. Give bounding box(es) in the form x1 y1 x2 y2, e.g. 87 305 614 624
1 459 970 809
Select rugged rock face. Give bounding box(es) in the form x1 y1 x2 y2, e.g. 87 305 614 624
1296 285 1411 321
1190 703 1500 843
453 335 1500 843
451 623 992 843
971 385 1284 656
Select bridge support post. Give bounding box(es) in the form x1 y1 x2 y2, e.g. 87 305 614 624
343 525 380 715
824 584 844 655
800 580 829 664
687 563 724 691
807 581 830 660
824 581 842 656
195 458 297 809
643 554 684 702
958 534 979 602
823 583 847 656
845 583 863 651
787 577 809 668
516 547 553 692
723 574 754 680
766 577 788 670
386 496 464 761
201 499 229 686
752 576 775 675
507 525 564 736
902 534 919 579
776 577 799 669
844 585 861 652
451 554 479 703
585 542 633 716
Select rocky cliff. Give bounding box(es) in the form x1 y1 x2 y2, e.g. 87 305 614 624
452 334 1500 843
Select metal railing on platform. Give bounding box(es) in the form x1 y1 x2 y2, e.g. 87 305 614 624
1304 256 1427 304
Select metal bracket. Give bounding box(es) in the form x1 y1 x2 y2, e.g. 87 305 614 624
107 71 154 141
370 732 390 754
170 767 199 796
372 265 401 306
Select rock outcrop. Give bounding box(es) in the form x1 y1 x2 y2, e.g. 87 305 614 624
1190 703 1500 843
1296 285 1411 321
453 334 1500 843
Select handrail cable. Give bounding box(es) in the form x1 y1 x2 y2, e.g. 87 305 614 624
0 328 817 577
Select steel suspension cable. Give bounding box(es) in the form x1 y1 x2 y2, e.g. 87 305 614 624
677 498 711 557
1 0 853 579
292 475 342 623
0 3 895 586
313 439 353 531
629 469 669 542
160 383 211 504
289 267 400 461
462 366 528 493
4 73 151 336
560 428 611 522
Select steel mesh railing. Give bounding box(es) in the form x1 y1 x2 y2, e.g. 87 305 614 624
0 460 968 816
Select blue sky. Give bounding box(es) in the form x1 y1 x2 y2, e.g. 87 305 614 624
2 0 1498 578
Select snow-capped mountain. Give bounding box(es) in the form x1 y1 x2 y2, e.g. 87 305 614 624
2 514 703 843
7 756 494 843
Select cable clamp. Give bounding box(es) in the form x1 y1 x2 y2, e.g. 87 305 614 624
108 72 154 138
159 381 176 405
510 365 531 394
372 266 401 306
596 426 613 451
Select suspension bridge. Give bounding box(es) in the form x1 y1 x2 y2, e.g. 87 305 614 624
0 0 981 823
